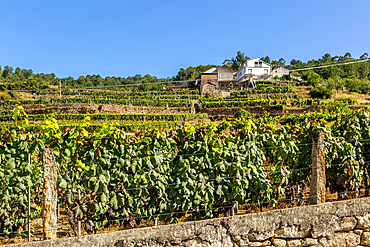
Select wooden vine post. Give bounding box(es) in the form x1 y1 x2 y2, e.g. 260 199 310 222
310 130 326 205
42 148 58 240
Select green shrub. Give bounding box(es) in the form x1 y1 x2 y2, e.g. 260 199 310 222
326 101 351 114
234 109 249 119
0 92 11 101
309 86 333 99
336 97 358 105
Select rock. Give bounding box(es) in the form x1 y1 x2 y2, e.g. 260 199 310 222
286 240 301 247
361 231 370 246
357 214 370 231
329 232 360 247
261 240 271 246
221 227 236 247
274 225 311 239
197 225 221 243
182 239 202 247
272 238 286 247
301 238 317 246
336 216 357 232
238 239 249 247
355 229 364 235
311 214 339 238
248 242 262 247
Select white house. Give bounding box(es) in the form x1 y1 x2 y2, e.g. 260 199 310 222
272 67 290 78
236 57 272 87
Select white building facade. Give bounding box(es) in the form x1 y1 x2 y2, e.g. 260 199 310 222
272 67 290 78
236 57 272 87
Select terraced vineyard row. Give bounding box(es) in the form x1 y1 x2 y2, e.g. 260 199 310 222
199 97 326 108
35 89 199 96
0 113 208 122
0 97 192 107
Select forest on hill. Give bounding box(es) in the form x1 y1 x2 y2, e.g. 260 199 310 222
0 51 369 92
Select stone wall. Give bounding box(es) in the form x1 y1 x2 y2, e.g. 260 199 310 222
9 197 370 247
5 103 192 115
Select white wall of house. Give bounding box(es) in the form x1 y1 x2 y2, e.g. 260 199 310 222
272 67 290 78
236 58 272 82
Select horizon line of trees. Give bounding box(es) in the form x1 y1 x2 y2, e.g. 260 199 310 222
0 51 369 91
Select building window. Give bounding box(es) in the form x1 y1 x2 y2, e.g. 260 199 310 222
248 69 252 74
255 61 262 67
220 74 224 78
226 73 229 78
264 69 268 75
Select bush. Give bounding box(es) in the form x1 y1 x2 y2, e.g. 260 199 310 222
326 101 351 114
336 97 358 105
281 74 291 81
234 109 249 119
309 86 333 99
0 92 11 101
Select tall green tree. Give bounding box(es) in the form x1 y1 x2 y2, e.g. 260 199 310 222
223 51 249 71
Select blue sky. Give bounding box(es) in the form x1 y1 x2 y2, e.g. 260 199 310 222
0 0 369 79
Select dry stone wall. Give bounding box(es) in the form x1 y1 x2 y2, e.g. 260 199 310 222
8 197 370 247
5 103 192 114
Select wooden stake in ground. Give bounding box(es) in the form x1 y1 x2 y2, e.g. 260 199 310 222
42 148 58 240
310 130 326 205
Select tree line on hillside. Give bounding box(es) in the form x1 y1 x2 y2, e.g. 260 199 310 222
0 51 369 93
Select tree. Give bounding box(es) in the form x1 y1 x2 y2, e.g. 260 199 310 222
175 65 215 81
359 65 370 79
22 69 33 79
277 58 286 67
344 52 353 60
223 51 249 71
15 67 22 77
260 56 271 64
302 71 321 87
2 65 13 78
360 53 369 60
320 53 332 63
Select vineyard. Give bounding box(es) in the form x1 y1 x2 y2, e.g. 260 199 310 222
1 83 370 244
1 104 370 243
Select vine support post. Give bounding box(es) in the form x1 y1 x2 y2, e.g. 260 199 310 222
78 189 81 237
42 148 58 240
310 130 326 205
28 153 31 242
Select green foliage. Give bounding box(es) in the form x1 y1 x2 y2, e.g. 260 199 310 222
309 86 333 99
223 51 249 71
2 107 370 236
0 92 11 101
326 101 351 114
234 109 248 119
0 97 192 108
336 97 358 105
230 86 293 96
303 71 322 87
176 65 215 81
0 113 208 123
343 78 370 94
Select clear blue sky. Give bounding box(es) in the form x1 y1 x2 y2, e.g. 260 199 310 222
1 0 369 79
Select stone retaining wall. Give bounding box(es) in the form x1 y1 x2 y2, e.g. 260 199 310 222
9 197 370 247
5 103 192 114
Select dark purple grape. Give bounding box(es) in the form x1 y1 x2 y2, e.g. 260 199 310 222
135 217 142 225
